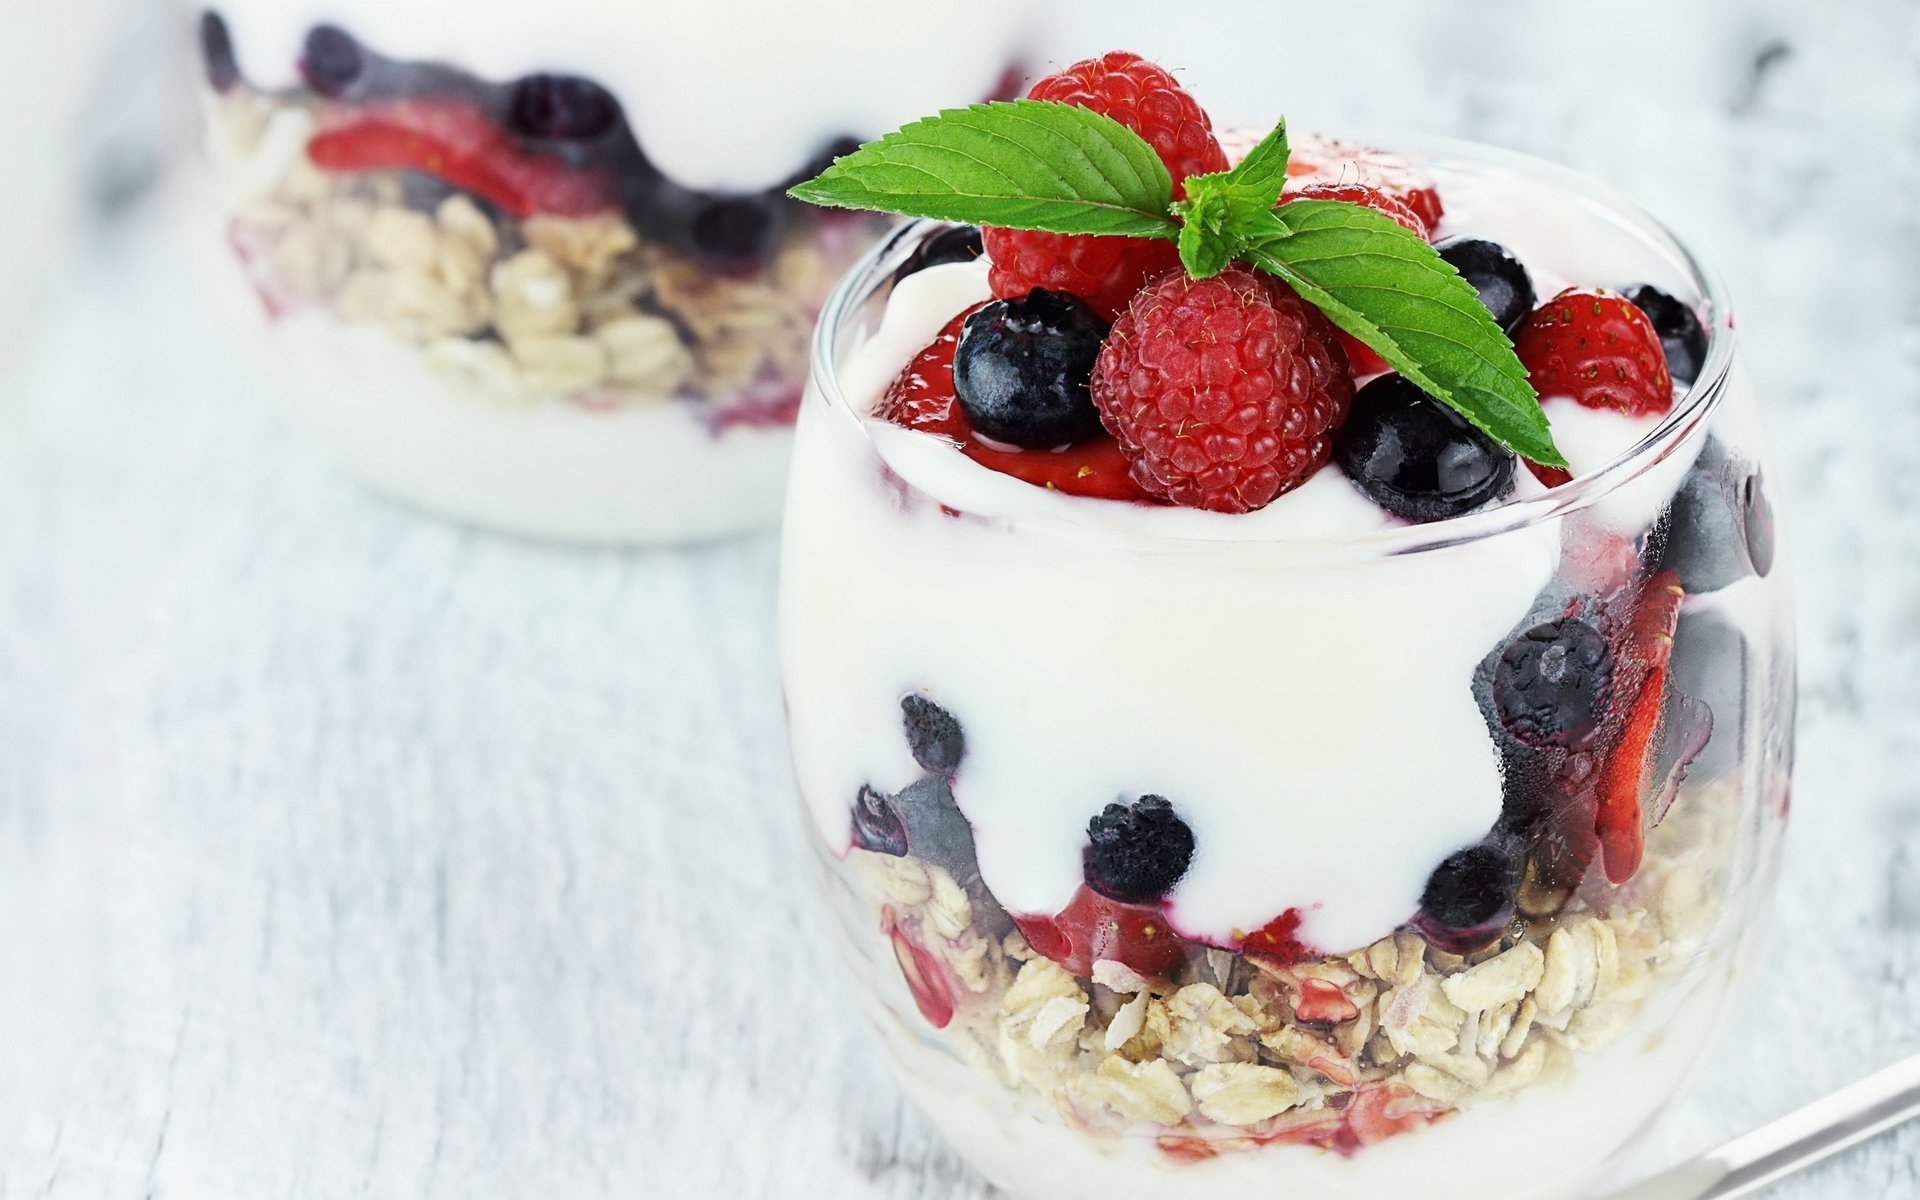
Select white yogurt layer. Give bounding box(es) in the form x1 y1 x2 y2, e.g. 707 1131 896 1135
214 0 1034 192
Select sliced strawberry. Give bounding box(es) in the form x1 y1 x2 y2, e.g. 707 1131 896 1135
883 908 957 1029
880 309 1157 503
1013 886 1189 978
1593 571 1684 883
1528 462 1574 489
307 98 617 219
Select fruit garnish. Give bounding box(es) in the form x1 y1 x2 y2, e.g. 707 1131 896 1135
1236 908 1315 964
1622 284 1709 385
850 785 910 857
983 52 1227 320
1092 267 1353 511
1334 374 1516 522
1436 237 1537 334
880 310 1153 502
954 291 1107 448
1593 570 1684 883
1514 287 1674 417
1083 796 1195 904
307 98 617 219
1659 439 1775 591
1284 133 1446 232
1414 841 1518 954
1281 181 1428 238
1014 886 1190 977
300 25 365 98
1493 616 1615 750
789 64 1565 471
883 908 959 1028
900 694 965 775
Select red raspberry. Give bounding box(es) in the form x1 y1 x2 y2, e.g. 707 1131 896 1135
1277 182 1430 377
1093 268 1353 512
1514 288 1674 417
1286 133 1445 232
985 52 1227 320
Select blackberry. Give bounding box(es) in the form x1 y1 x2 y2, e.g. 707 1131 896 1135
1084 796 1194 904
901 695 965 775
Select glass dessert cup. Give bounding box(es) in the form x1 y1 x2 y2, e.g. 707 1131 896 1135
191 6 1026 543
780 141 1794 1200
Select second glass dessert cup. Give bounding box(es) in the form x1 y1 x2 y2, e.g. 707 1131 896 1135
780 143 1794 1200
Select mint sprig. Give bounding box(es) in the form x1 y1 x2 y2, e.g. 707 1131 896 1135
792 106 1566 468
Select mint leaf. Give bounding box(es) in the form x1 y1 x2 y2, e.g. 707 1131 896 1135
1245 200 1566 468
1170 119 1292 278
788 100 1179 239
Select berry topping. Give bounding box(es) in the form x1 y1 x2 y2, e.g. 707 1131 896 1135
1092 269 1353 512
1514 288 1674 416
1237 908 1315 963
1493 617 1615 750
1084 795 1195 903
507 74 622 142
984 52 1226 320
881 308 1152 502
1622 284 1709 386
687 194 786 270
1658 439 1775 591
1285 134 1445 232
307 99 617 219
1435 237 1536 334
894 224 984 283
1415 843 1518 953
1013 885 1189 977
1593 571 1685 884
1281 182 1429 239
1335 374 1515 522
900 694 965 775
199 12 240 93
954 290 1108 449
300 25 365 98
850 785 910 857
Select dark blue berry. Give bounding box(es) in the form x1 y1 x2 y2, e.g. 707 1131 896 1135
851 786 909 857
1622 284 1709 385
894 225 984 284
688 194 786 269
199 12 240 92
1668 610 1742 781
300 25 364 98
1335 375 1516 522
1435 237 1535 334
1658 439 1773 591
1493 617 1613 750
953 290 1107 449
1084 796 1194 904
901 695 964 775
1416 842 1517 951
507 74 622 142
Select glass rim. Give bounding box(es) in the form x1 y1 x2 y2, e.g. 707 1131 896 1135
806 132 1737 563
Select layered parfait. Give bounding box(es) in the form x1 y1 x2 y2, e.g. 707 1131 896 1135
780 53 1793 1199
193 2 1030 541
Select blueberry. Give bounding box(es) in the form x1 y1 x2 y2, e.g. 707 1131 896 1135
1657 438 1773 591
688 194 787 270
507 74 621 142
300 25 364 98
1623 284 1709 385
1335 375 1516 522
1667 610 1745 780
894 225 984 284
199 11 240 92
1416 842 1517 951
1084 796 1194 904
1493 617 1614 750
901 694 964 775
851 786 909 857
953 290 1107 449
1435 237 1535 334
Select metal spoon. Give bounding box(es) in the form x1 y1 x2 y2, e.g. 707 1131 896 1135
1605 1053 1920 1199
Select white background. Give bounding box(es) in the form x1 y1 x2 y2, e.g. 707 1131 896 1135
1 2 1916 1196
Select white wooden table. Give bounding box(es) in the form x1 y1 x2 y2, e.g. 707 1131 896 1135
1 3 1916 1196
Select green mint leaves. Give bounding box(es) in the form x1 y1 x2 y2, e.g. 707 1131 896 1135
791 106 1565 468
788 101 1178 239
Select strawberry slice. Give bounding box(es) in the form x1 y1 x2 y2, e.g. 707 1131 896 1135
1593 571 1684 883
1013 886 1189 978
307 98 617 219
883 908 958 1029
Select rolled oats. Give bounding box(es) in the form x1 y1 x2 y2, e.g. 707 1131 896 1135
1075 1056 1192 1126
493 249 582 343
1190 1063 1301 1126
364 207 440 272
596 314 695 395
510 335 608 396
1440 941 1545 1013
1165 984 1259 1067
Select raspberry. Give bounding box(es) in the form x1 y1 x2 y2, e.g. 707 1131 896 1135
1278 182 1430 376
1514 288 1674 417
985 52 1227 320
1092 268 1353 512
1286 134 1446 231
